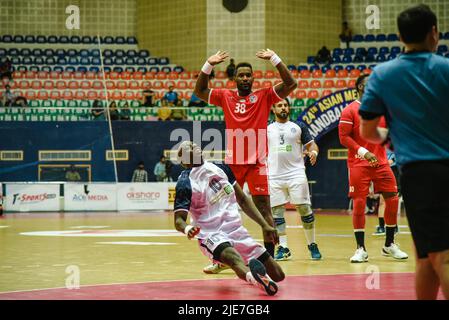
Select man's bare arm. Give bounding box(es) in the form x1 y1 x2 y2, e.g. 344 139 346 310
194 50 229 102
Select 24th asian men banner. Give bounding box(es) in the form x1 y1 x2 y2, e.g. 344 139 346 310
297 88 358 141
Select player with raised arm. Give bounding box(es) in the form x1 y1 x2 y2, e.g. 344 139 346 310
338 74 408 263
173 141 285 296
268 99 322 261
194 50 297 274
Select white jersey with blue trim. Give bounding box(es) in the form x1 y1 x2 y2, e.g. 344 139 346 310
267 120 314 180
173 161 242 239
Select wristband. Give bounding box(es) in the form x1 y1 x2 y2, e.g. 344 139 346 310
201 61 214 75
311 150 318 157
270 54 282 67
184 225 194 235
357 147 369 158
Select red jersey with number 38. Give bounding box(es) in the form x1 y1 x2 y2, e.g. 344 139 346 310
209 87 283 165
338 100 388 168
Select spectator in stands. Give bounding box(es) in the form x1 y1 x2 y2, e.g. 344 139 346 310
120 101 131 120
314 46 332 65
91 100 105 120
170 105 187 120
13 96 28 108
131 161 148 182
188 92 207 108
153 156 167 182
339 21 353 48
165 158 174 182
226 58 236 80
142 88 155 107
108 101 119 120
65 165 81 182
2 85 16 106
162 85 179 107
0 57 12 81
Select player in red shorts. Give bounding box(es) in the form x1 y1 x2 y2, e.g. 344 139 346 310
338 74 408 263
194 50 297 273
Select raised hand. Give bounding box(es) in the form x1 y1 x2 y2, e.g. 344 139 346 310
256 48 276 60
207 50 229 66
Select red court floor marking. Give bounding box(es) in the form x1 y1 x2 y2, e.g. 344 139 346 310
1 272 443 300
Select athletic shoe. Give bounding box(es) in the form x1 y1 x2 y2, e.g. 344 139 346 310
249 259 278 296
308 243 322 260
350 247 369 263
382 243 408 260
202 263 230 274
274 246 292 261
372 225 385 236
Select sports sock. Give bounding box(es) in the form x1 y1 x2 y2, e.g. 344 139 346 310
279 235 288 248
385 227 396 247
354 231 365 250
378 217 385 228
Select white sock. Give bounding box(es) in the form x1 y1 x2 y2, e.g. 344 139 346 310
304 227 315 245
279 235 288 248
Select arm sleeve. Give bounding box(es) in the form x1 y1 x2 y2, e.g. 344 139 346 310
359 70 387 117
216 163 237 186
338 107 362 152
298 122 314 145
208 89 224 106
174 176 192 212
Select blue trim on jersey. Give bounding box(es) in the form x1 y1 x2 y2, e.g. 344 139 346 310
297 121 314 145
174 169 192 212
214 163 237 185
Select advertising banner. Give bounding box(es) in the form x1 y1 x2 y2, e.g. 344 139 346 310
117 183 170 211
64 183 117 211
5 183 60 212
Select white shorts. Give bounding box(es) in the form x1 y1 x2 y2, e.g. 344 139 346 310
269 177 311 207
198 226 266 265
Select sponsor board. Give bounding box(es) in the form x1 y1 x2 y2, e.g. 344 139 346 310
117 183 170 210
64 183 117 211
5 184 60 212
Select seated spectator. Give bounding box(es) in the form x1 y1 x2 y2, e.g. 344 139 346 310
314 46 332 65
120 101 131 120
188 92 207 108
153 156 167 182
0 57 12 81
131 161 148 182
142 88 155 107
13 96 28 108
108 101 119 120
91 100 105 120
339 22 353 48
165 158 174 182
2 85 16 106
65 165 81 182
157 105 172 121
161 85 179 107
170 105 187 120
226 58 236 80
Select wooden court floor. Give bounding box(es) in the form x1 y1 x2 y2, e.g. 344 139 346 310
0 210 420 299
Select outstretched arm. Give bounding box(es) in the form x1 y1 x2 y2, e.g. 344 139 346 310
256 49 297 99
194 50 230 102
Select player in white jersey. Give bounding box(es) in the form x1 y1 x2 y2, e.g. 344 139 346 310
174 141 285 296
267 99 322 260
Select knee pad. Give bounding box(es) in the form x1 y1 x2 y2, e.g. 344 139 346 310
272 205 286 233
296 204 314 229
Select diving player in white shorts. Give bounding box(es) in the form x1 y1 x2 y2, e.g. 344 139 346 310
174 141 285 296
268 99 322 260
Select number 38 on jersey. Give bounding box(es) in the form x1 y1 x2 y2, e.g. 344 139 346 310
234 103 246 114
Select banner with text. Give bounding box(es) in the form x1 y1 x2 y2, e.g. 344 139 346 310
5 183 60 212
64 183 117 211
297 88 358 141
117 183 170 211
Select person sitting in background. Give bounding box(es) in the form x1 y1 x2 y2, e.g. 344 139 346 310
162 86 179 107
170 105 187 120
91 100 105 120
131 161 148 182
339 21 353 48
188 92 207 108
120 101 131 120
142 88 155 107
66 165 81 182
165 158 174 182
0 57 12 81
314 46 332 65
2 85 16 107
153 156 167 182
226 58 236 80
13 96 28 108
109 101 119 120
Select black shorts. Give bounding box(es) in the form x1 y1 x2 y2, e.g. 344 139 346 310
400 160 449 259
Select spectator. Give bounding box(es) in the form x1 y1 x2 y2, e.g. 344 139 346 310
142 88 155 107
108 101 119 120
0 57 12 81
165 158 174 182
153 156 167 182
170 105 187 120
339 21 353 48
226 58 236 80
65 165 81 182
188 92 207 108
91 100 105 120
157 105 172 121
2 85 16 106
120 101 131 120
13 96 27 108
314 46 332 65
131 161 148 182
162 85 179 107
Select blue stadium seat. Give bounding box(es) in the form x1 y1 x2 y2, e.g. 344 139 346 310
103 50 113 58
437 45 448 53
20 48 32 56
137 67 147 73
114 57 125 65
387 33 399 41
91 50 100 57
333 48 343 57
352 34 363 42
368 64 376 70
125 66 136 72
67 49 78 57
103 66 112 72
367 47 378 55
297 65 308 72
80 57 90 65
161 66 171 73
365 34 375 42
375 34 386 41
80 49 89 57
307 56 315 64
55 49 66 57
48 35 58 43
353 55 364 63
59 36 69 43
309 65 319 72
333 65 343 72
32 49 43 56
29 66 39 72
103 36 114 44
10 57 21 64
57 57 67 65
2 35 13 42
34 57 45 65
65 66 76 72
379 46 389 55
71 36 81 44
36 35 46 43
89 66 100 73
345 65 355 72
321 65 331 73
22 57 33 64
82 36 93 44
77 66 88 72
391 47 401 55
365 55 375 62
173 66 184 73
13 35 24 43
287 65 297 71
46 57 56 65
42 66 51 72
376 55 386 62
44 49 54 57
139 50 150 58
125 50 137 58
343 48 354 56
53 66 64 72
113 66 123 72
356 65 367 71
158 57 169 65
125 57 136 65
149 66 160 73
17 66 27 72
342 56 352 63
115 50 125 58
116 36 125 44
0 49 6 56
69 56 79 64
25 35 35 43
91 57 101 65
148 57 157 65
103 58 113 65
127 36 138 44
444 32 449 40
8 48 19 56
332 56 342 63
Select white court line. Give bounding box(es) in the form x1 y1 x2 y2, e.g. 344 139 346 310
96 241 177 246
0 226 9 229
70 226 110 229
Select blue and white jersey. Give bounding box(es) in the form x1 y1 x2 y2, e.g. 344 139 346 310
174 161 241 238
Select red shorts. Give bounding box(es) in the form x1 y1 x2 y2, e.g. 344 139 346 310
348 164 397 197
229 163 269 196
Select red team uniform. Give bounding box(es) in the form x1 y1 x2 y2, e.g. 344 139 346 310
339 100 397 198
209 86 283 195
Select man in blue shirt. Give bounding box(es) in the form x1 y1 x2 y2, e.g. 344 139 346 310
162 85 179 107
359 4 449 300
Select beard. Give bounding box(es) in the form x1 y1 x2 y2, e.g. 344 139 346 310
277 111 289 119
